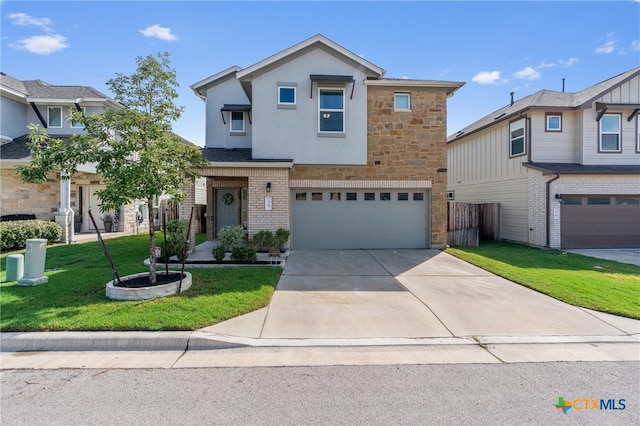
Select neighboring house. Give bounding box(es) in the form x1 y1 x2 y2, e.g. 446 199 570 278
189 35 463 249
0 72 150 234
447 67 640 249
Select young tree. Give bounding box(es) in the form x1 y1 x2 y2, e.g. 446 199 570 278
17 52 205 285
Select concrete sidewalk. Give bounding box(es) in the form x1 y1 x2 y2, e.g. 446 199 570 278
2 249 638 368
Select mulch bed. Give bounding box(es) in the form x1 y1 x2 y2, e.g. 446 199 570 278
115 272 185 288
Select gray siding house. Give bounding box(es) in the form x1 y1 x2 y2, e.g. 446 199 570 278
190 34 464 249
447 68 640 249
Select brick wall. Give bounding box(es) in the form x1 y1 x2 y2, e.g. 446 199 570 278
289 86 449 247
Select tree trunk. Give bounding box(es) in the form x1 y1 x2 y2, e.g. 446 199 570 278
148 196 156 285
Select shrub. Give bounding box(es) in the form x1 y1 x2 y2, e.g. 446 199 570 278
0 220 62 251
164 219 189 261
230 245 257 263
213 245 226 262
252 230 274 251
218 225 244 250
274 228 291 251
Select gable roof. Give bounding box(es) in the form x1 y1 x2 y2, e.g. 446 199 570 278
448 67 640 142
235 34 386 80
0 72 118 106
190 66 242 100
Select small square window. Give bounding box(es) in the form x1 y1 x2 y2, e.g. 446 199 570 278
394 93 410 111
600 114 621 152
71 107 85 128
330 192 341 201
312 192 323 201
346 192 357 201
413 193 424 201
364 192 375 201
48 107 62 128
295 192 307 201
546 113 562 132
398 193 409 201
278 86 296 105
380 192 391 201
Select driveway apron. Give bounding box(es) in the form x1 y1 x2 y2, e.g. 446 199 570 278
260 250 637 339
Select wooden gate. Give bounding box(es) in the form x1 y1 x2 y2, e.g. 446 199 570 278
448 202 499 246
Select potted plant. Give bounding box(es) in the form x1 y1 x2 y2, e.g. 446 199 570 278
74 212 82 233
102 212 113 232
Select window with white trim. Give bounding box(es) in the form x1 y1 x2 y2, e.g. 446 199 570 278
636 116 639 152
599 113 621 152
278 86 296 106
509 118 526 157
545 113 561 132
48 107 62 128
319 88 344 133
394 93 410 111
230 111 244 133
71 107 85 128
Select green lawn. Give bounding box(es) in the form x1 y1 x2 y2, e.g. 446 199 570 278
446 241 640 319
1 234 281 331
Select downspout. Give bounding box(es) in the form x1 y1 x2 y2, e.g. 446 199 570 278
545 173 560 248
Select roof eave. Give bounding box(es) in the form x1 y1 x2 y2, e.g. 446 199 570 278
205 161 294 169
365 79 465 96
190 66 243 100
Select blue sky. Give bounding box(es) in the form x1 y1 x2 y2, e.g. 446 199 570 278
2 1 639 146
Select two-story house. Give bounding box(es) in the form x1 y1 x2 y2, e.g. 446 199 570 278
189 35 463 249
447 67 640 249
0 72 148 234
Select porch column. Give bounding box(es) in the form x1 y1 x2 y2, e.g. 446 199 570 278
55 171 74 244
180 181 196 252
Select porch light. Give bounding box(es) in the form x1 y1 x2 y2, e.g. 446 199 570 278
266 182 271 192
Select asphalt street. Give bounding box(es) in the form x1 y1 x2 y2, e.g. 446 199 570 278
2 362 638 425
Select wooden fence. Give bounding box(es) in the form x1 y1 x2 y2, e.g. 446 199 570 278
447 202 499 246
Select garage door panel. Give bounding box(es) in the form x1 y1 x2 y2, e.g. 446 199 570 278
561 196 640 249
292 190 429 249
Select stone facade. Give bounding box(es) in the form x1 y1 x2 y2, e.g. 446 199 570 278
289 86 449 248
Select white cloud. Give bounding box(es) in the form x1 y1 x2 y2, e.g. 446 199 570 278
471 70 503 85
140 24 178 41
10 34 68 55
559 57 579 68
8 12 52 32
631 41 640 52
595 33 625 55
537 61 556 69
514 66 541 81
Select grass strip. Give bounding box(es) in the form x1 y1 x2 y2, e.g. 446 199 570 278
446 241 640 319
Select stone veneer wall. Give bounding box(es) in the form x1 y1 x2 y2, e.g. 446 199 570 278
289 86 449 248
1 169 98 221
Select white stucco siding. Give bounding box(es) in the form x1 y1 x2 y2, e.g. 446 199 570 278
0 96 28 139
24 104 105 136
530 110 578 163
448 123 530 243
204 78 251 149
581 75 640 165
250 49 368 164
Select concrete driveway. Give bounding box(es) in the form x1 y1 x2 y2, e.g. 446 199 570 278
249 250 639 339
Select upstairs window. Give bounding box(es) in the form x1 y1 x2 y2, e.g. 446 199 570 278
509 118 526 157
545 113 562 132
48 107 62 128
230 111 245 133
319 88 344 133
278 86 296 106
394 93 410 111
636 116 639 153
71 107 85 128
599 113 621 152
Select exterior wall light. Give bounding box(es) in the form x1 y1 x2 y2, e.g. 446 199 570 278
266 182 271 192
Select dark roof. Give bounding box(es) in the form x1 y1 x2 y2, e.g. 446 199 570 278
1 72 109 100
202 148 292 163
524 162 640 175
449 67 640 142
310 74 354 82
1 135 35 161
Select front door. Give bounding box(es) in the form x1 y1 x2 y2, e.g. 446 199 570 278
215 188 240 236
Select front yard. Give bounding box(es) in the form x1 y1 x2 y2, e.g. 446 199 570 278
446 241 640 319
0 234 282 331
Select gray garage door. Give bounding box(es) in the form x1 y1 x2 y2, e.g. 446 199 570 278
291 189 430 249
561 195 640 248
